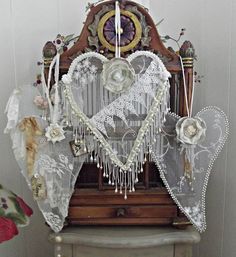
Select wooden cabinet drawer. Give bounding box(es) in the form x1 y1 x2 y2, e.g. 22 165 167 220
67 188 185 226
68 205 178 225
69 205 177 219
70 188 175 206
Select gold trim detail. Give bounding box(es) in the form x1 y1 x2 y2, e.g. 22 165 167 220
182 57 194 68
97 10 142 53
44 57 54 67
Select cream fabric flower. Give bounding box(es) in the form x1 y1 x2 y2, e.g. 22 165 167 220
45 123 65 144
102 58 135 94
62 74 72 84
176 117 206 145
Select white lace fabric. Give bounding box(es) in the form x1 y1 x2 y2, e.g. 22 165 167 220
150 107 229 232
5 86 86 232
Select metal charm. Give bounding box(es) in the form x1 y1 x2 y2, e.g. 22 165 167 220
70 139 88 157
31 174 47 201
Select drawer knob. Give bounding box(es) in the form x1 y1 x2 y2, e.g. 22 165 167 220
117 208 126 217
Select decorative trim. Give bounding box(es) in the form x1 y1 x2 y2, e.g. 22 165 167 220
126 5 151 48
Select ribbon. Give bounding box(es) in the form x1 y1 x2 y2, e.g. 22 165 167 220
115 1 121 58
41 52 61 124
4 89 21 133
179 56 195 118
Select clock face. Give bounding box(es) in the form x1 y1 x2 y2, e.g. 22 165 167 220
98 10 142 53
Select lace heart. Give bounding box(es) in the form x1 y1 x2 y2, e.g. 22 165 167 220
150 107 229 232
62 51 171 195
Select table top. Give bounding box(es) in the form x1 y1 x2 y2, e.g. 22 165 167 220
49 226 201 249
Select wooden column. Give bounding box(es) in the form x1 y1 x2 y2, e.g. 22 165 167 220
179 41 195 117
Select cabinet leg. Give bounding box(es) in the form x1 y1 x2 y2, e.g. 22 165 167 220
174 244 192 257
54 244 73 257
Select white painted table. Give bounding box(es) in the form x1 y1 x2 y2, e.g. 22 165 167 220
49 226 200 257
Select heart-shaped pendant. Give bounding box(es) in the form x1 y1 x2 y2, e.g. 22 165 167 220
150 107 229 232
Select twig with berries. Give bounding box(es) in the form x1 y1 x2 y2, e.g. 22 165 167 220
33 74 42 87
161 28 186 50
194 71 204 86
53 34 80 53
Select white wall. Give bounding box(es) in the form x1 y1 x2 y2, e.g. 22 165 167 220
151 1 236 257
0 1 235 257
0 1 89 256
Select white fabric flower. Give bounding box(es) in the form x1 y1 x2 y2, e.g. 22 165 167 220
176 117 206 145
45 123 65 144
102 58 135 94
62 74 72 84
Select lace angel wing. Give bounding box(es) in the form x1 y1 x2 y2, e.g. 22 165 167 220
151 107 229 232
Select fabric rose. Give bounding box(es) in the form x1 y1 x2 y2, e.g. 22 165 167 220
33 95 48 110
176 117 206 145
16 197 33 217
0 217 18 243
45 123 65 144
62 74 72 84
102 58 135 94
54 34 64 48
